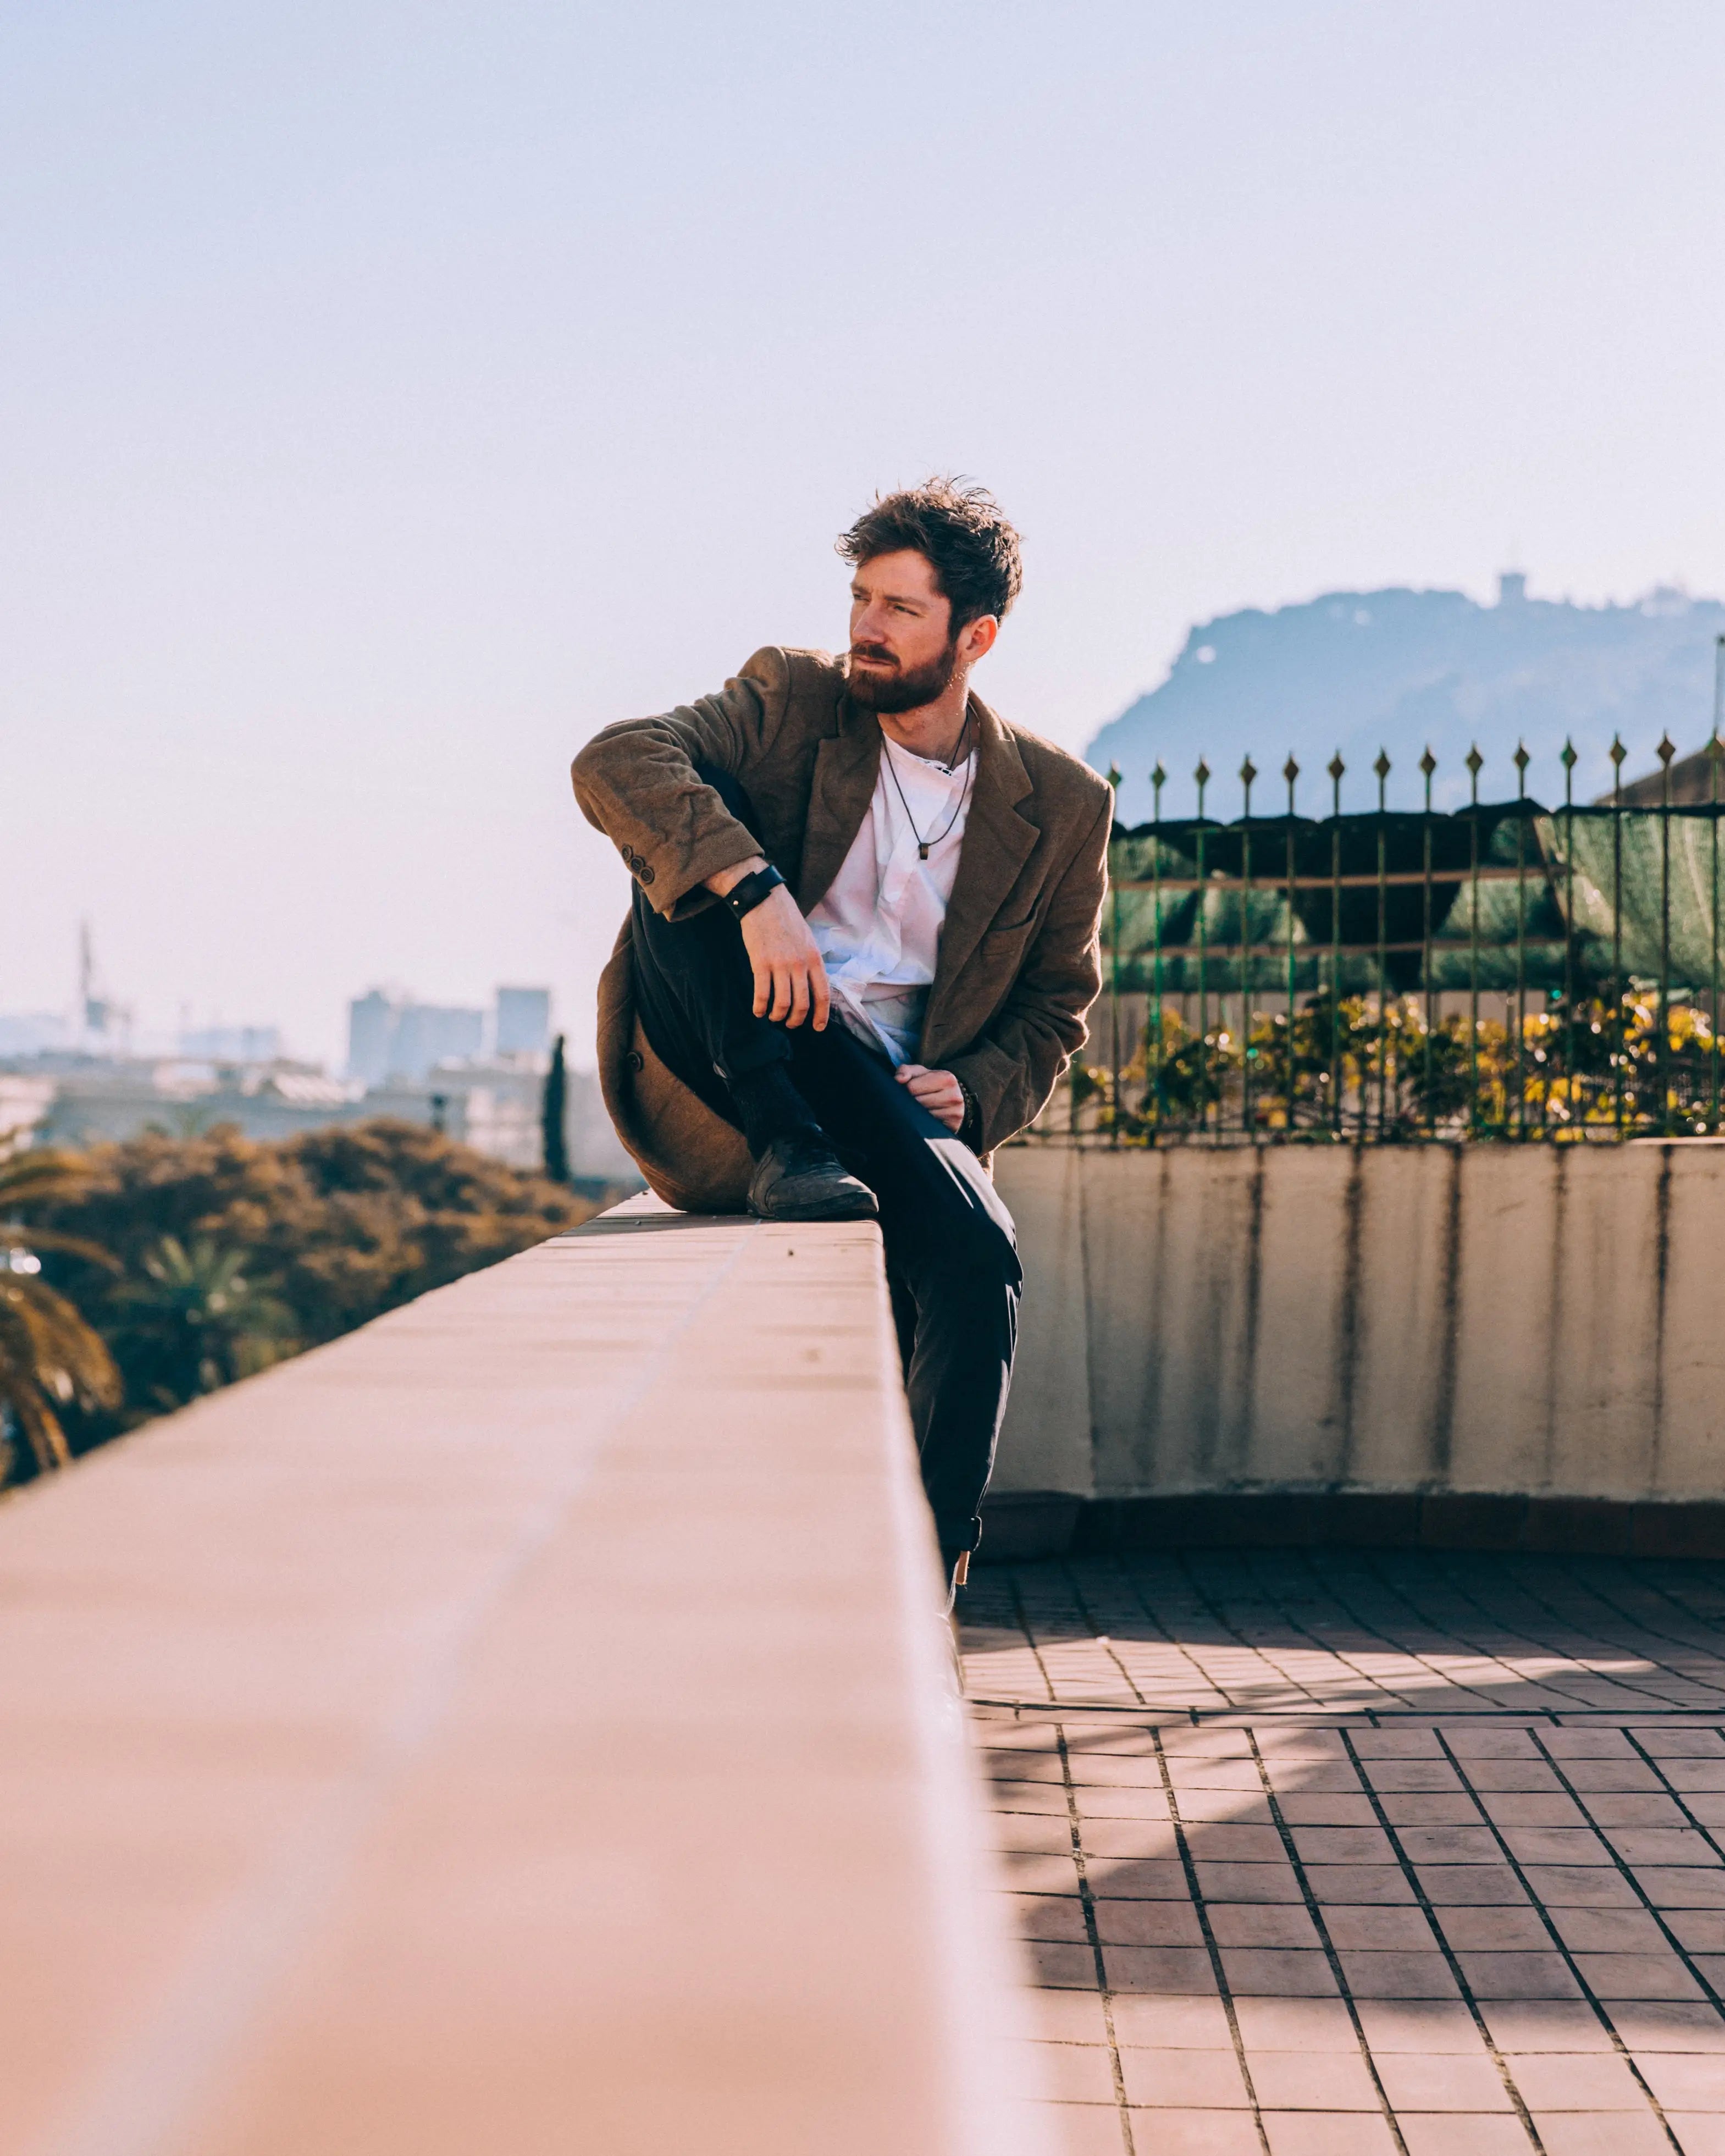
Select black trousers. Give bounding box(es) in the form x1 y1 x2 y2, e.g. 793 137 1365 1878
629 773 1021 1560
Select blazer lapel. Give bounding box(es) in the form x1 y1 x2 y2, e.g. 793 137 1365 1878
922 694 1039 1047
794 697 881 911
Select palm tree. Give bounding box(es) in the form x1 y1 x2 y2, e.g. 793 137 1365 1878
111 1236 297 1409
0 1139 122 1475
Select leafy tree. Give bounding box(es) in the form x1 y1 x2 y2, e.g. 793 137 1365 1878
35 1119 599 1455
0 1141 121 1475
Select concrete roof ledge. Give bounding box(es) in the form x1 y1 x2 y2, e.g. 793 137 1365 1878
0 1197 1048 2155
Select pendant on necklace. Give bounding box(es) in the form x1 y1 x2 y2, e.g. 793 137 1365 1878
918 843 930 860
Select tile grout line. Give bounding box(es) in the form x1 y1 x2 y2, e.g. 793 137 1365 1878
1425 1723 1685 2153
1146 1726 1273 2156
1334 1724 1551 2153
1059 1555 1153 1708
1174 1549 1385 1719
1241 1726 1413 2155
1054 1722 1136 2156
1322 1550 1639 1723
1001 1568 1136 2155
1590 1722 1725 2001
1516 1558 1725 1707
1416 1555 1725 1718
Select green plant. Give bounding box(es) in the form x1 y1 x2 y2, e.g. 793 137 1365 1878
109 1235 298 1410
34 1119 599 1451
0 1139 121 1474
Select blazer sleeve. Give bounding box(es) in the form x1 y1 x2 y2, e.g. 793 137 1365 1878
570 647 793 919
943 788 1112 1152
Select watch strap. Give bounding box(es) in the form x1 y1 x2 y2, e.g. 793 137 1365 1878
723 863 786 921
955 1076 982 1150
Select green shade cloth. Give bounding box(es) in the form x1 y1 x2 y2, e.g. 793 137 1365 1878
1106 804 1725 996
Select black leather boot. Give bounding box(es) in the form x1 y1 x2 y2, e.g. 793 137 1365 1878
747 1135 879 1222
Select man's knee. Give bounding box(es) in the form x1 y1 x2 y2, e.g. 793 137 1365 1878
900 1203 1021 1296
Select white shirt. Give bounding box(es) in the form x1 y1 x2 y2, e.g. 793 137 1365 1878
808 732 976 1066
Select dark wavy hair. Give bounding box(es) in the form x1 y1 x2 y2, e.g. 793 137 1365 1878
836 477 1022 631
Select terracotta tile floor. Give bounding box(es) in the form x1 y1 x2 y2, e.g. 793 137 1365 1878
961 1550 1725 2154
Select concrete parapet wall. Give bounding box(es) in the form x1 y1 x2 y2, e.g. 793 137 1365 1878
0 1202 1046 2156
991 1142 1725 1543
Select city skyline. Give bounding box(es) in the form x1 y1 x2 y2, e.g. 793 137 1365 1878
1 944 557 1076
4 3 1723 1066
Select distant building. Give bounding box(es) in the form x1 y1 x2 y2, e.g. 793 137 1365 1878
389 1003 483 1080
346 992 397 1086
494 986 551 1057
0 1013 70 1057
2 973 634 1185
178 1025 283 1062
20 1059 363 1150
1615 743 1725 808
1 1046 636 1185
0 1073 57 1145
346 993 485 1083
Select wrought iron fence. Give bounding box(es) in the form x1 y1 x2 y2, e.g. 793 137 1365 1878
1047 715 1725 1146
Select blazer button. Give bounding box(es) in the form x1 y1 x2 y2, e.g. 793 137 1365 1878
638 864 655 885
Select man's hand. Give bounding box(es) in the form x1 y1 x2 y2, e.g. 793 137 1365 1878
897 1063 965 1132
707 855 830 1029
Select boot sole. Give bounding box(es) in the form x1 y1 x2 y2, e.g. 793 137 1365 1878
749 1187 880 1223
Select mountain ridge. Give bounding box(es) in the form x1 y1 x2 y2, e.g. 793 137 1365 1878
1086 578 1725 825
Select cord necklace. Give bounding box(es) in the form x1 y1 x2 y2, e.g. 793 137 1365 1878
882 717 976 860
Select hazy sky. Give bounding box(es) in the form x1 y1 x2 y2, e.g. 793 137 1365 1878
5 1 1723 1066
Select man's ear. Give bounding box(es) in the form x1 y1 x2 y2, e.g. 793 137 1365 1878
961 614 999 665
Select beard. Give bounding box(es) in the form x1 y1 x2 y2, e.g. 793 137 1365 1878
845 637 959 715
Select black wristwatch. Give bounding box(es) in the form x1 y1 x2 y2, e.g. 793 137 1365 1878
723 864 786 920
955 1077 981 1150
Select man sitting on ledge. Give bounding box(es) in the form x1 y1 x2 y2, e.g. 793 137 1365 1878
571 479 1110 1591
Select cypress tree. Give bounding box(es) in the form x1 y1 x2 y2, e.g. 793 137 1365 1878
541 1033 571 1184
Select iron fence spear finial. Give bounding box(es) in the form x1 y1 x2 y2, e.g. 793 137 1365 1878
1325 753 1343 1131
1608 736 1626 1132
1466 745 1483 1130
1711 731 1724 1130
1561 740 1577 1127
1716 634 1725 742
1658 736 1676 1132
1371 752 1391 1134
1419 747 1436 1127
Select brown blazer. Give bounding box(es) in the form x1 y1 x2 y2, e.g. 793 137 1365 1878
571 645 1112 1213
